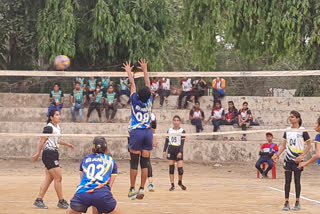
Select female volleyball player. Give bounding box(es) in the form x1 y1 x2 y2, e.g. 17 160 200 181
122 60 154 200
68 137 121 214
163 115 187 191
276 111 312 211
32 109 75 209
298 117 320 168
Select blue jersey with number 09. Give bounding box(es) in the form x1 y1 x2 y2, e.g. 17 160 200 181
76 153 117 194
129 92 153 130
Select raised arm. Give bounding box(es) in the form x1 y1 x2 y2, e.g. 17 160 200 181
138 59 150 88
122 61 136 93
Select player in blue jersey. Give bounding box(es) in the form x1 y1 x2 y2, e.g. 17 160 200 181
68 137 121 214
122 60 154 200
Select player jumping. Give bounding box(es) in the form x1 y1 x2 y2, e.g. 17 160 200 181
163 115 187 191
122 60 154 200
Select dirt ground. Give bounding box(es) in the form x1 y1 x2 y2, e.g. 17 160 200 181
0 158 319 214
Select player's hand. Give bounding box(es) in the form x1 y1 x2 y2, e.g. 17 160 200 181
163 152 167 159
298 162 306 169
153 141 158 147
295 155 304 163
177 152 182 159
122 61 134 73
31 153 40 162
138 59 148 72
68 144 75 150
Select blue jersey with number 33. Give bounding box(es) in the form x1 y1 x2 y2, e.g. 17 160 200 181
76 153 117 194
130 92 153 130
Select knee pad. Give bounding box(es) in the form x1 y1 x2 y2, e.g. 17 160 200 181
130 153 139 170
178 167 184 175
169 165 175 174
140 156 149 169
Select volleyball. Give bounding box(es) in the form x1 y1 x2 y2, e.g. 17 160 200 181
54 55 70 70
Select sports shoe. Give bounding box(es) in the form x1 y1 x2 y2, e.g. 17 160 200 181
282 202 290 211
293 201 300 211
128 188 137 200
169 186 175 191
136 188 145 200
148 184 155 192
57 199 69 209
262 171 268 178
178 183 187 190
33 198 48 209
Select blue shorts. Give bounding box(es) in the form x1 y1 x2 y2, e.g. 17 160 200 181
70 186 116 213
129 128 153 151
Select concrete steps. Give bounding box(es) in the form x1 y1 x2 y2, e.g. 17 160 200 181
0 107 319 126
1 93 320 111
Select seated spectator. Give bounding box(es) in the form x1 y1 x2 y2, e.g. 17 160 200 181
104 85 119 122
207 100 224 132
86 76 97 101
86 85 103 123
100 76 112 93
178 77 193 109
238 101 259 141
192 77 207 103
70 81 86 122
158 77 171 107
150 77 160 96
189 101 205 133
212 77 226 104
118 77 131 107
255 132 278 178
223 101 238 125
47 83 64 116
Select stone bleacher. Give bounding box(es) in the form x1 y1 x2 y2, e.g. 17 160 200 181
0 93 318 162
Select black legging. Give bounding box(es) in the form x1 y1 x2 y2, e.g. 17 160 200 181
148 160 153 178
285 170 301 199
87 102 101 118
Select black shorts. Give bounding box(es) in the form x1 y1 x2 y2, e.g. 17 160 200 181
42 150 59 170
283 161 303 172
167 146 183 161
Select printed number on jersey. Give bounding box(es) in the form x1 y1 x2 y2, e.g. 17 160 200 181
86 164 105 181
289 139 296 146
136 112 150 123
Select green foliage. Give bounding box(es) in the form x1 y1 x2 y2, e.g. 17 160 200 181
37 0 76 62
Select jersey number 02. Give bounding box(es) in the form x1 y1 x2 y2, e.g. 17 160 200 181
86 164 105 181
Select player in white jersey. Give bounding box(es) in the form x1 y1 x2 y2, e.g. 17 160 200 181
163 115 187 191
32 109 75 209
276 111 311 211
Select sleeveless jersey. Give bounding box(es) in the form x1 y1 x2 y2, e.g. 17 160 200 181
120 78 129 90
50 90 63 103
88 79 97 89
101 77 110 89
105 92 116 103
76 153 117 194
72 89 84 103
181 79 192 92
93 91 103 104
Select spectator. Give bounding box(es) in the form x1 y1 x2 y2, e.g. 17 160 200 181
87 76 97 101
47 83 64 116
150 77 160 96
189 101 205 133
207 100 224 133
75 77 85 89
86 85 103 123
238 101 259 141
212 77 226 104
100 76 112 93
158 77 171 107
255 132 278 178
104 85 119 122
119 77 131 107
70 81 86 122
223 101 238 125
178 77 193 109
192 77 207 103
